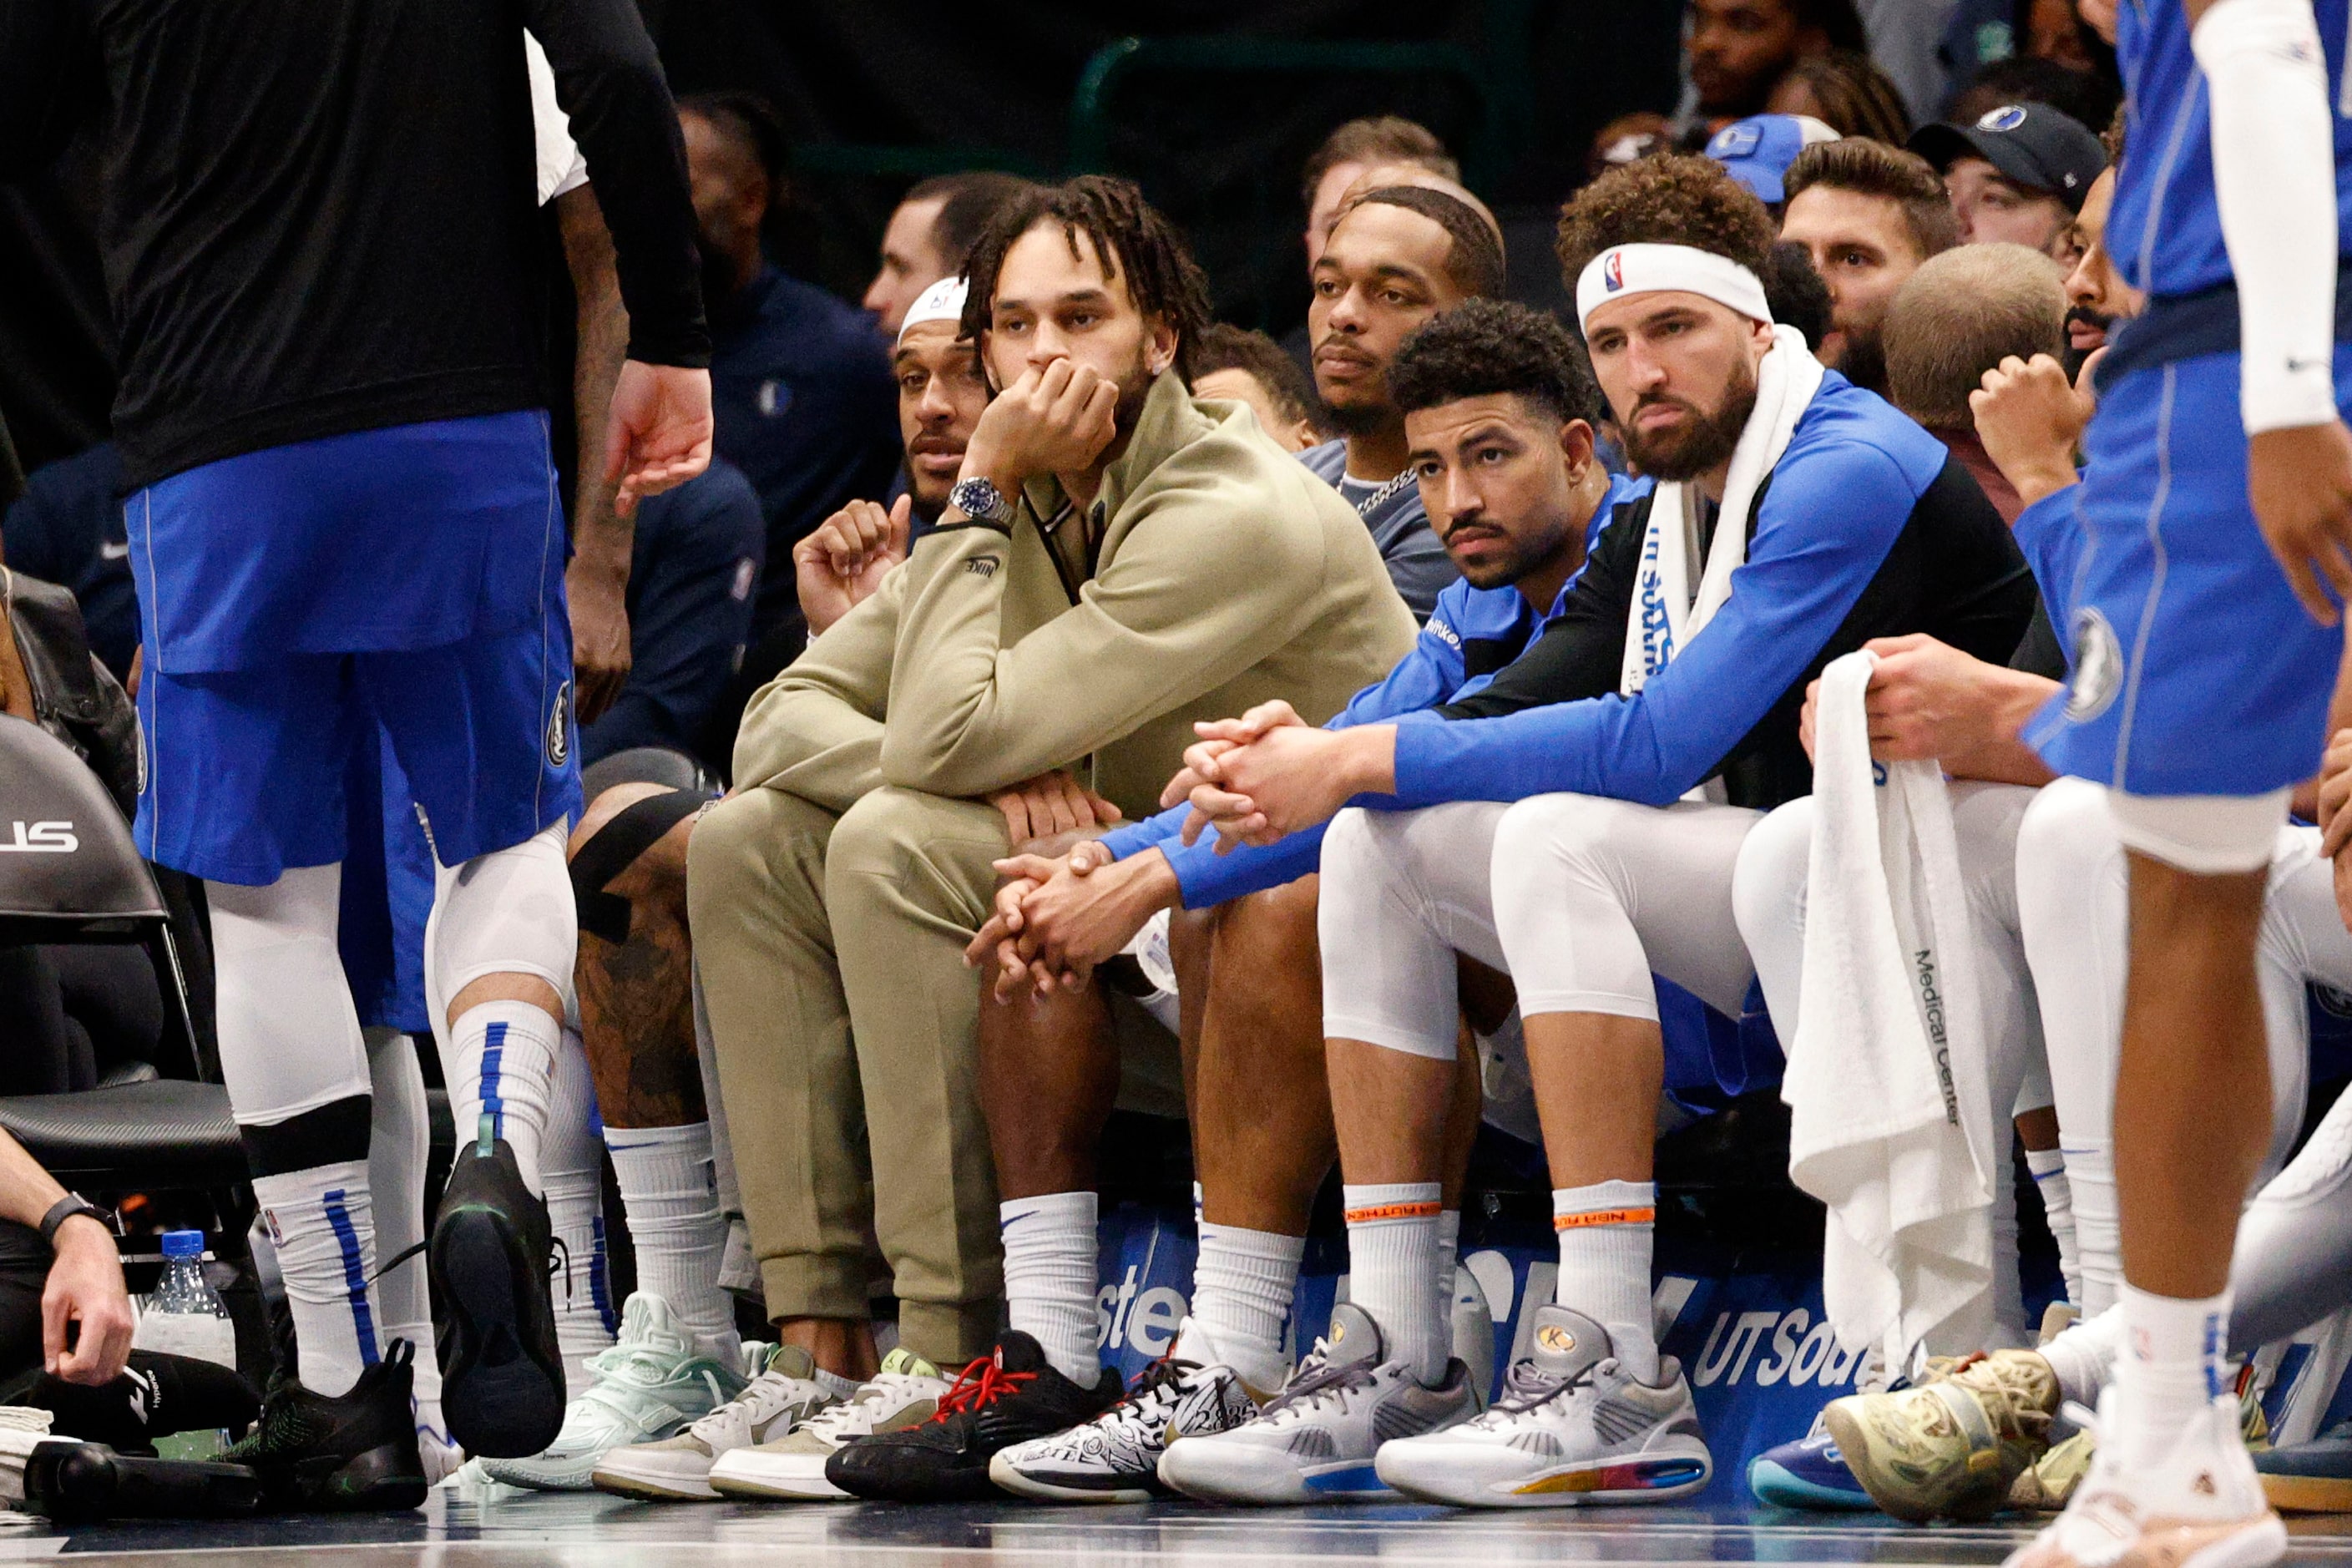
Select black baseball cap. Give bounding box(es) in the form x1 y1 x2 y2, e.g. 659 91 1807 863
1908 102 2109 214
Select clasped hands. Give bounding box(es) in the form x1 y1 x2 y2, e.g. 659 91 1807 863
964 703 1385 999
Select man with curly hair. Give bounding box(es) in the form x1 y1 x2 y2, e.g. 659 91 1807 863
963 297 1639 1505
1166 153 2035 1507
671 175 1415 1505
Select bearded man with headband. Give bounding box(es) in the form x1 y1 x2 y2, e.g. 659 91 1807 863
1158 153 2034 1508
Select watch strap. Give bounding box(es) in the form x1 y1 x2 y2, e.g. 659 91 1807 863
39 1194 109 1246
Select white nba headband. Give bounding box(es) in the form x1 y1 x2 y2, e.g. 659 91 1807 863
898 276 970 343
1574 243 1771 332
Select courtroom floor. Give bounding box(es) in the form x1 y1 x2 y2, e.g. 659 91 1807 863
17 1491 2352 1568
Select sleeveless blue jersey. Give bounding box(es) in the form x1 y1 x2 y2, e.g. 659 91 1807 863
2106 0 2352 300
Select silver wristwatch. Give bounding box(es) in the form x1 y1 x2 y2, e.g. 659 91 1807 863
948 475 1017 527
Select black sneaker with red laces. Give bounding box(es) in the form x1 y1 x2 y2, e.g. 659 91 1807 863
822 1332 1120 1502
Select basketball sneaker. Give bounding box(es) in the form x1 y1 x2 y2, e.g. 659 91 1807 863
822 1332 1120 1503
2007 1390 2283 1568
990 1333 1261 1503
709 1348 950 1501
591 1343 828 1500
481 1293 746 1491
1823 1348 2061 1521
221 1338 429 1512
1373 1306 1709 1508
1155 1302 1477 1505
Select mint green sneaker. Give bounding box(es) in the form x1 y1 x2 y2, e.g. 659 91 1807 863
594 1343 840 1500
480 1292 747 1492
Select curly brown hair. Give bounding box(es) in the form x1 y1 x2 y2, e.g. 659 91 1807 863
1554 153 1777 292
959 175 1216 377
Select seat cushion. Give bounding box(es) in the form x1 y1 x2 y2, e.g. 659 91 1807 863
0 1080 240 1183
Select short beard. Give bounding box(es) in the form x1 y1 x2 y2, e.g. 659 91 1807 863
1322 395 1396 439
1621 358 1758 482
1835 327 1888 397
1113 355 1156 437
1452 518 1572 592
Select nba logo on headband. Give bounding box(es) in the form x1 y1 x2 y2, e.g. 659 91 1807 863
1603 252 1625 292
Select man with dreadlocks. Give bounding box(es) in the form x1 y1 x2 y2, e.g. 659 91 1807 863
632 176 1414 1505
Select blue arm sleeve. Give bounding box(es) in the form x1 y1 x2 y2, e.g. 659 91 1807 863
1390 443 1922 807
1098 596 1474 903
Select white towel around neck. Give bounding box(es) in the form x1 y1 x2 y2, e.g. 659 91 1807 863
1784 650 2000 1358
1620 321 1825 698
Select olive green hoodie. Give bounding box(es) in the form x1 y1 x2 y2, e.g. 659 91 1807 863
732 369 1418 821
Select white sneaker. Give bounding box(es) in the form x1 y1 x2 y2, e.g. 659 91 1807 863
991 1329 1262 1503
709 1348 950 1501
1156 1302 1477 1505
416 1413 465 1487
1375 1305 1711 1508
592 1343 837 1500
480 1293 748 1491
2006 1390 2284 1568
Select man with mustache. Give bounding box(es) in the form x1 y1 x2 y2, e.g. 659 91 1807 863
1300 185 1505 618
678 93 903 645
2056 161 2142 362
1161 154 2033 1506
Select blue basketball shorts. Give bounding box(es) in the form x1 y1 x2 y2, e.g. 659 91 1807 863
2026 349 2348 800
126 412 582 886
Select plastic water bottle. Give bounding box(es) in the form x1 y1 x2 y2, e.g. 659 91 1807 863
135 1231 236 1459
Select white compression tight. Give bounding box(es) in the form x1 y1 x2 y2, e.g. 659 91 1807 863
210 865 379 1396
2016 778 2324 1318
1319 797 1761 1059
1732 782 2047 1350
422 821 577 1192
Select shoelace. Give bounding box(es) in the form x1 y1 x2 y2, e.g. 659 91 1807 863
1260 1342 1377 1424
803 1373 938 1439
928 1357 1036 1423
1489 1356 1605 1418
689 1367 812 1439
1100 1357 1200 1424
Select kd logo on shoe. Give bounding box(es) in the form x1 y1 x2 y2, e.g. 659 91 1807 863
1535 1323 1577 1356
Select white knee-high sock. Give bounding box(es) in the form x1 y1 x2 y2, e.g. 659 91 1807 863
444 1003 559 1193
545 1027 618 1393
253 1162 380 1396
2027 1148 2083 1308
1343 1182 1445 1383
365 1031 440 1430
1553 1181 1658 1383
2041 1303 2127 1408
425 822 576 1193
1188 1220 1304 1393
605 1120 737 1352
1000 1191 1100 1384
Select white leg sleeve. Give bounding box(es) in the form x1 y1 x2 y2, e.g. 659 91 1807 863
1730 797 1814 1044
1490 794 1760 1021
1318 803 1511 1058
209 866 371 1123
2021 781 2313 1318
366 1030 437 1418
423 819 578 1022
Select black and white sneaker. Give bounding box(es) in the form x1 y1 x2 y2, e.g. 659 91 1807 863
431 1130 564 1458
989 1331 1261 1503
823 1332 1120 1502
221 1339 428 1512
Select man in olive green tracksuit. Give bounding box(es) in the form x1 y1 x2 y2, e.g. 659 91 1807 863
689 178 1416 1372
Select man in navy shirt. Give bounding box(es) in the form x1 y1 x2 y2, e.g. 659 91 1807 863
579 457 763 771
678 94 900 644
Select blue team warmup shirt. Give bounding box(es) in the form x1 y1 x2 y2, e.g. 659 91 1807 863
1097 473 1647 908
